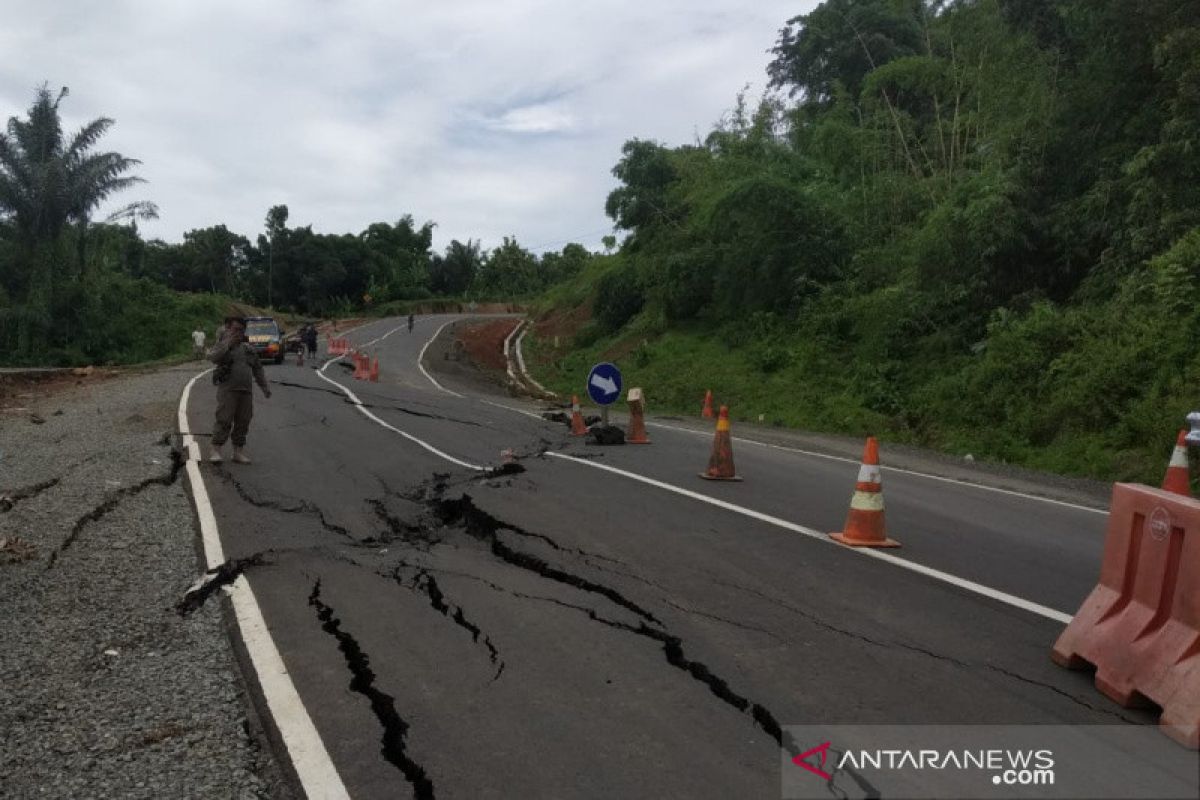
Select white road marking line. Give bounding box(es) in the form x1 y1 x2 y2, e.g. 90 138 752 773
417 319 465 397
545 452 1074 625
179 370 350 800
479 398 546 421
317 330 484 470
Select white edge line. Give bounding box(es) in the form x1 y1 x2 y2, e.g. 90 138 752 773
646 421 1108 516
179 369 351 800
317 331 484 471
416 319 465 398
545 452 1074 625
480 398 545 421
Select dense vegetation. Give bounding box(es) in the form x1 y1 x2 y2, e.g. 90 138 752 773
530 0 1200 482
0 87 593 366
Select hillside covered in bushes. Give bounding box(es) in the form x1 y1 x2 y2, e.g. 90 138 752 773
525 0 1200 484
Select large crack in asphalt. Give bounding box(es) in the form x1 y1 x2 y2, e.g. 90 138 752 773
367 498 442 551
402 568 504 681
308 579 435 799
176 552 269 616
425 490 801 754
269 379 484 427
431 494 661 626
46 446 185 569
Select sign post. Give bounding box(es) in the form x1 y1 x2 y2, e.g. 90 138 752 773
586 362 623 426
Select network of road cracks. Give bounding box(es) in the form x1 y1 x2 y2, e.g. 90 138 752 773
177 316 1169 799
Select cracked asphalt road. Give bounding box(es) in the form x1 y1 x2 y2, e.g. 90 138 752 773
182 315 1192 799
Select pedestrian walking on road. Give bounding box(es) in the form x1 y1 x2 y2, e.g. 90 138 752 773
208 316 271 464
304 324 318 360
408 313 415 334
191 327 206 359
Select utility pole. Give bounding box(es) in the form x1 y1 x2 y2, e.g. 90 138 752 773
268 234 273 308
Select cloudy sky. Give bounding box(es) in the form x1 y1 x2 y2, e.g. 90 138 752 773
0 1 813 252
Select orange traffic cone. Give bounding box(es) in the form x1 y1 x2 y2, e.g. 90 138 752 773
354 353 367 380
570 395 588 436
699 406 741 481
370 357 380 383
701 389 714 419
830 437 899 547
1162 429 1191 496
627 387 650 444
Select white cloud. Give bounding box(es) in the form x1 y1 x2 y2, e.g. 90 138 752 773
0 0 816 252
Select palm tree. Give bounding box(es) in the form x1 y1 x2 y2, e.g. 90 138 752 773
0 85 155 353
0 85 153 246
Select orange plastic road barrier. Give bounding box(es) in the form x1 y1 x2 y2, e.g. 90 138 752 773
627 387 650 444
1163 430 1191 497
699 406 741 481
829 437 899 548
354 353 368 380
701 389 715 419
369 357 380 383
1052 483 1200 748
570 395 588 437
328 338 346 356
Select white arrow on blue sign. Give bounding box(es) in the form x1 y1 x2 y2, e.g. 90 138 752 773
586 362 623 406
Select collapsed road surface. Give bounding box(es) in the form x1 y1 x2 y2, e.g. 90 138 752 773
181 314 1198 799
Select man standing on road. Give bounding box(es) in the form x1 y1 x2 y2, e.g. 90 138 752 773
208 317 271 464
191 327 206 359
304 324 318 361
408 313 415 334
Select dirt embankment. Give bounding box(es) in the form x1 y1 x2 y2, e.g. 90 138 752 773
456 319 522 375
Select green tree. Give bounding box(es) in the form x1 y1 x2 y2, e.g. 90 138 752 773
0 85 149 355
430 239 481 295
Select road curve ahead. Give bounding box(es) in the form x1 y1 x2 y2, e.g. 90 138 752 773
181 314 1191 799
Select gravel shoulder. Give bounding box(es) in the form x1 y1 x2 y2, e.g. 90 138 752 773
0 362 289 799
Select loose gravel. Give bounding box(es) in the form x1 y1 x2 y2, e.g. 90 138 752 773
0 363 290 799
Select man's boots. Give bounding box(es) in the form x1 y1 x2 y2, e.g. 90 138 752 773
232 448 252 465
210 444 224 463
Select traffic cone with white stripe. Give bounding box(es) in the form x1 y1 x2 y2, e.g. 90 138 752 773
627 387 650 444
701 389 715 419
830 437 899 548
1162 429 1191 496
570 395 588 437
699 406 741 481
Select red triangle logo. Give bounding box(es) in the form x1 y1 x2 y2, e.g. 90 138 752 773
792 741 833 781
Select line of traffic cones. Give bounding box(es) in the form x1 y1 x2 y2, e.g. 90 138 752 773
328 337 349 356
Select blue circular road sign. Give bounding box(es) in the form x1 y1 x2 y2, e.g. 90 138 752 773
586 362 623 406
